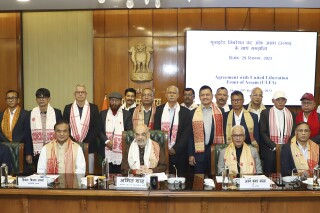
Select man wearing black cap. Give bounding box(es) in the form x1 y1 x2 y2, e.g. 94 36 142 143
296 93 320 144
98 92 133 173
28 88 63 172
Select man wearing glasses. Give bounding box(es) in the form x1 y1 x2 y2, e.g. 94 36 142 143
130 88 156 129
224 90 259 148
99 92 133 174
280 122 319 176
295 93 320 144
260 91 295 173
181 88 198 110
244 87 266 121
63 84 99 174
29 88 63 171
218 125 262 175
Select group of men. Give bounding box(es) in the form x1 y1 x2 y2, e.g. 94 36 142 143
0 84 319 177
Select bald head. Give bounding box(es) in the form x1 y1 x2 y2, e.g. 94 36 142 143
134 124 150 147
165 85 179 105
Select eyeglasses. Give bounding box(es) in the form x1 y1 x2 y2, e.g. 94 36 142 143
232 134 245 138
231 99 243 103
296 129 310 133
301 101 313 106
75 91 86 95
6 97 18 100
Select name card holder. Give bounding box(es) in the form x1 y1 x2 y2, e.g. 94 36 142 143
18 177 48 188
115 177 148 189
239 177 271 189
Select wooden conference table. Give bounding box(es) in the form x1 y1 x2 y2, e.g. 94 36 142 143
0 174 320 213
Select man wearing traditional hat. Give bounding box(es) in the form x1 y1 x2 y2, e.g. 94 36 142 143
295 93 320 144
260 91 295 173
98 92 133 174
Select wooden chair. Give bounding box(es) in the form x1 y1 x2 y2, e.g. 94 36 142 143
76 142 89 174
2 142 24 175
122 130 169 174
211 144 228 176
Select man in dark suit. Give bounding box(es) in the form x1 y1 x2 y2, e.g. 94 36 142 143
63 84 99 174
154 85 192 176
224 90 259 147
260 91 295 173
28 88 63 172
188 85 225 175
0 90 31 168
99 92 133 174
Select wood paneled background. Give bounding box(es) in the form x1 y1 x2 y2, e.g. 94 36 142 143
1 8 320 111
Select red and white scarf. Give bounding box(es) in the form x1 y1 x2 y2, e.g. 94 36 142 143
132 104 156 130
192 103 224 153
128 139 160 169
161 103 180 149
105 109 124 165
69 100 91 142
30 104 56 155
296 109 320 138
269 106 293 144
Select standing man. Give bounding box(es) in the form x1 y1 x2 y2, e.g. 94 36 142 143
130 88 156 130
37 120 86 174
281 122 319 176
99 92 133 174
218 125 262 175
215 87 230 112
0 90 32 159
189 85 225 175
28 88 63 170
121 88 137 111
154 85 192 176
244 87 266 121
63 84 99 174
295 93 320 144
260 91 295 173
181 88 198 110
224 90 259 147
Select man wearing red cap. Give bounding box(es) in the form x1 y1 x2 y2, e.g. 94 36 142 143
296 93 320 144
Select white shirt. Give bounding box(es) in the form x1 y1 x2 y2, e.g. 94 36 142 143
37 142 86 174
181 102 198 110
297 141 308 161
9 108 17 130
121 102 136 111
274 107 285 144
234 109 244 125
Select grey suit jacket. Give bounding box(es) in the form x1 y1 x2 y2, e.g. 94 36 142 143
218 145 263 175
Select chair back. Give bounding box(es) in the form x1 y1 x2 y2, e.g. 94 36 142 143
2 142 24 175
211 144 229 175
122 130 169 173
75 142 89 174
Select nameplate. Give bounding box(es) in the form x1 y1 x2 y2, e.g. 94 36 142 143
18 177 48 188
116 177 147 189
239 176 270 189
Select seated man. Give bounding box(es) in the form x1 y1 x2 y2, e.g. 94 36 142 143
37 120 86 174
121 124 166 175
0 143 13 174
218 125 262 175
281 122 319 176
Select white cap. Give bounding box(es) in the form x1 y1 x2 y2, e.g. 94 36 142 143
273 91 286 99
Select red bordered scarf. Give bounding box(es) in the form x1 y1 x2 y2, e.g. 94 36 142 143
132 104 156 130
192 103 224 153
296 109 320 138
161 103 180 149
269 106 293 144
69 100 91 142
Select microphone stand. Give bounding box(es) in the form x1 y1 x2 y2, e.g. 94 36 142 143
128 161 137 177
173 165 178 178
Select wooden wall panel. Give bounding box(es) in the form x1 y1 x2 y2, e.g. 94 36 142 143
93 38 105 110
93 10 105 38
250 8 275 30
104 38 129 95
202 8 226 30
153 37 178 100
274 8 299 31
177 36 185 102
0 13 18 38
153 9 177 37
129 10 153 37
226 8 250 30
177 9 201 36
105 10 128 37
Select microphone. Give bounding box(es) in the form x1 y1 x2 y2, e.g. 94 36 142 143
291 168 297 176
173 165 178 178
128 161 137 177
